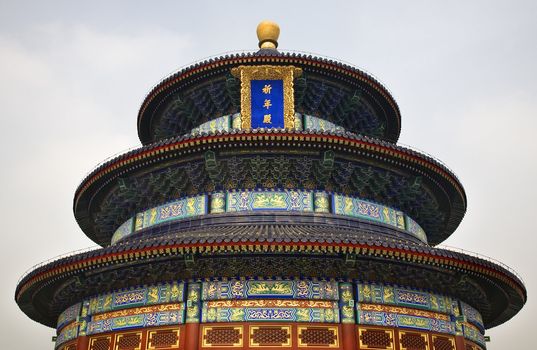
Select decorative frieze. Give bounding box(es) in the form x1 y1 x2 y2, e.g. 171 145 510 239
463 323 486 348
87 282 185 315
356 303 456 335
338 282 355 324
113 191 428 245
201 279 339 300
190 112 343 135
186 282 202 323
303 114 345 132
356 283 456 315
55 321 78 347
54 280 485 346
86 307 183 335
57 302 81 330
112 196 207 244
191 115 232 136
202 304 339 323
460 301 484 331
333 194 406 231
226 190 314 212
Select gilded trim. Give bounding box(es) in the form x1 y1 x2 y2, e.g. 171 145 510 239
431 335 455 349
399 331 429 350
358 327 395 350
89 335 111 350
249 325 292 347
231 65 301 130
114 332 142 350
201 325 243 347
358 303 451 321
92 303 183 321
297 325 339 348
146 327 180 349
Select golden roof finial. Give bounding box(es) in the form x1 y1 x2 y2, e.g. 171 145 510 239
257 20 280 49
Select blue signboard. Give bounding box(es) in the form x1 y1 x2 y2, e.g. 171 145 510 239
250 79 284 128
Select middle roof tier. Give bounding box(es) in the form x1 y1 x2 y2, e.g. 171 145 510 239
74 128 466 247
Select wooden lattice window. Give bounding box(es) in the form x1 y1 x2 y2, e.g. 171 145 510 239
89 337 111 350
298 326 338 348
202 326 243 347
115 333 141 350
432 335 455 350
359 328 394 349
250 326 291 347
400 331 429 350
64 344 77 350
147 328 180 349
465 343 479 350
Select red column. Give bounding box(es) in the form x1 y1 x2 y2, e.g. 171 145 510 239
455 335 466 349
185 282 202 350
338 282 358 350
184 323 200 350
76 335 89 350
341 324 358 350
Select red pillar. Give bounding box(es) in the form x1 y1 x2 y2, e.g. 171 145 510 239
76 335 89 350
185 282 202 350
341 324 358 350
184 323 200 350
455 335 466 350
337 282 357 350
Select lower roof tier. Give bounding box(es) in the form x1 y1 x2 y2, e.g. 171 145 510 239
74 129 466 246
15 223 525 330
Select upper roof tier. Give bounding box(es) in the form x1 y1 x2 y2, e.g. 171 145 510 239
137 50 401 145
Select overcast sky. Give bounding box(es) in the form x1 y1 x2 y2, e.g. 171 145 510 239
1 1 535 349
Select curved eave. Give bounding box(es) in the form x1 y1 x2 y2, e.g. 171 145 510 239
74 130 466 246
136 51 401 144
112 211 427 247
15 230 525 329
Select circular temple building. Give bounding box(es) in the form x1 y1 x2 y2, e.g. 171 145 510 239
15 21 526 350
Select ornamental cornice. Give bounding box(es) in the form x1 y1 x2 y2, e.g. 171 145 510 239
75 130 464 207
16 235 525 329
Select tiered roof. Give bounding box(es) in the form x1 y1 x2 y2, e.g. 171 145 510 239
15 22 526 337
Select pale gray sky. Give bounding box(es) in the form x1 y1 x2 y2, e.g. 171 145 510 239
1 1 535 349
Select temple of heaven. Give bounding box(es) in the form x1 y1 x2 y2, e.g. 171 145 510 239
15 21 526 350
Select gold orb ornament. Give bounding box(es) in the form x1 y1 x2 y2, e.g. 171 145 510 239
257 20 280 49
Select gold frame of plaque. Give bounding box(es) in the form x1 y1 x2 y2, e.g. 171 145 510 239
231 65 302 130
